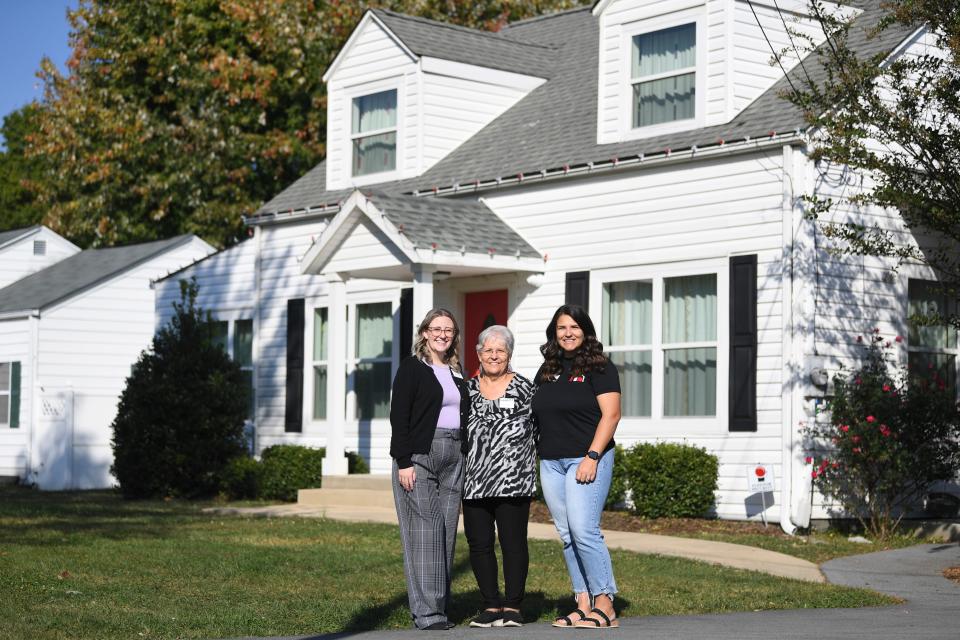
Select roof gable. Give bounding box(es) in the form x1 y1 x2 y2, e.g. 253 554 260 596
0 235 197 315
0 226 41 251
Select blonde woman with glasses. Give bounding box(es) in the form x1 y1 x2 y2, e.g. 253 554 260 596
390 308 470 630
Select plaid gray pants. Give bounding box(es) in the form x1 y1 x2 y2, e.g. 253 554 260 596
392 429 464 629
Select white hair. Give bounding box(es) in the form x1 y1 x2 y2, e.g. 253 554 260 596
476 324 514 356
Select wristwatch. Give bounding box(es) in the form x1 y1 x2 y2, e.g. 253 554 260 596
586 450 600 461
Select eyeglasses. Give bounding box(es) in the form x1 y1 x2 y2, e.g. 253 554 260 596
426 326 455 336
480 348 508 357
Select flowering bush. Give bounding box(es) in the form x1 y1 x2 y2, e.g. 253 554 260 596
804 330 960 539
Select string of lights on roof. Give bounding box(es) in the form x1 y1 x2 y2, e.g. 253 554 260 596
244 128 805 225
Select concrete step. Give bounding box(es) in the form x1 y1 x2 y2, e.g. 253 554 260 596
299 474 395 509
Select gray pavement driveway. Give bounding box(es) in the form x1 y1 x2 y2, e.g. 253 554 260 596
227 543 959 640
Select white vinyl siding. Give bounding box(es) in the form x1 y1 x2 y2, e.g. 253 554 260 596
0 227 80 290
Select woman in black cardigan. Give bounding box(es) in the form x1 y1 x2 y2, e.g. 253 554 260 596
390 308 469 630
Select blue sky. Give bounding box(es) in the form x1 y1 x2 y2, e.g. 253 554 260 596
0 1 74 146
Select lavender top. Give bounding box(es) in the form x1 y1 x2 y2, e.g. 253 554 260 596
430 364 461 429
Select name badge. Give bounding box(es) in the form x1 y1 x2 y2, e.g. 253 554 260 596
498 398 516 410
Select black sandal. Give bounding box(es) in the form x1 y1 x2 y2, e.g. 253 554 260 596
574 607 619 628
552 608 587 628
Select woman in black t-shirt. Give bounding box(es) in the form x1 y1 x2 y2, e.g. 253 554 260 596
532 304 621 629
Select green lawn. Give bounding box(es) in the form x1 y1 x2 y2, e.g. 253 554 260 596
0 488 897 640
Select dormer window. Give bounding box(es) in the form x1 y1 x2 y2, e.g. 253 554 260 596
352 89 397 177
631 23 696 128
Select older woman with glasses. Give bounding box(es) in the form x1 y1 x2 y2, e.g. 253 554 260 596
390 308 470 631
462 325 537 628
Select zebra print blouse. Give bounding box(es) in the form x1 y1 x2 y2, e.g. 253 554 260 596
463 373 538 500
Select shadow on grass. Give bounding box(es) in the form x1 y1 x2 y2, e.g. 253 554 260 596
0 485 201 546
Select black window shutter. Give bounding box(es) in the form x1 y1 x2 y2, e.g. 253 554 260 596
729 255 757 432
10 361 20 429
565 271 590 311
285 299 305 433
399 288 413 359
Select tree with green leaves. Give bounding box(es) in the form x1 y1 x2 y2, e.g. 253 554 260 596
0 104 45 232
27 0 588 248
786 0 960 328
111 279 249 498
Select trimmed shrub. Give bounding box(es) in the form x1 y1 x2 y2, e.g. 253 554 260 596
220 456 263 500
111 280 248 499
623 442 719 518
259 445 325 501
347 450 370 474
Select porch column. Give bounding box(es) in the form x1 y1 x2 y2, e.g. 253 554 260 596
323 275 349 476
411 265 435 326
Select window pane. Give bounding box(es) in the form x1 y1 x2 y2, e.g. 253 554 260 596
908 351 957 396
664 347 717 416
313 308 328 362
663 274 716 343
609 350 652 417
0 396 7 425
908 279 956 349
355 362 392 420
241 369 255 421
353 132 397 176
633 72 695 127
632 23 696 77
352 89 397 134
356 302 393 358
0 363 8 390
210 321 229 352
603 281 652 346
234 319 253 367
313 365 327 421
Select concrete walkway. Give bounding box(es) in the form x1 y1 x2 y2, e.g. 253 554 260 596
205 502 823 583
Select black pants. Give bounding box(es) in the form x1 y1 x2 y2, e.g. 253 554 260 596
462 496 531 609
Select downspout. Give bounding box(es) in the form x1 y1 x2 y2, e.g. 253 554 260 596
26 311 40 486
252 225 263 456
780 143 798 535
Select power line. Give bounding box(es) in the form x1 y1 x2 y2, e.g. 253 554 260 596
746 0 800 95
773 0 816 88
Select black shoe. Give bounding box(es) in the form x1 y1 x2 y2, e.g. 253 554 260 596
423 621 456 630
501 610 523 627
469 609 503 628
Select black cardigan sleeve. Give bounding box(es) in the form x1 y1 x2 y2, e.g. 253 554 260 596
390 357 421 469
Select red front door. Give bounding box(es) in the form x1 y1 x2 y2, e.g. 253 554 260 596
464 289 508 377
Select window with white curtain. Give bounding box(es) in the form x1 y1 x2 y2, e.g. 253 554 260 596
353 301 393 420
907 279 958 395
603 273 717 418
352 89 397 177
312 308 328 421
631 23 696 128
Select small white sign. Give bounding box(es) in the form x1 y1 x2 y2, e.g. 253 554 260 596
747 464 775 493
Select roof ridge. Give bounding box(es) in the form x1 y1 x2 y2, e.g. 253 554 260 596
371 8 554 51
500 5 592 30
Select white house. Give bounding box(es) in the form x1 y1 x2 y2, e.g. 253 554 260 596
155 1 957 528
0 234 214 489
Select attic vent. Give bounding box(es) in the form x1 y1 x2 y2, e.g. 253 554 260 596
33 240 47 256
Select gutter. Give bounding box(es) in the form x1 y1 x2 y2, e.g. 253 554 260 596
245 131 807 226
0 309 37 321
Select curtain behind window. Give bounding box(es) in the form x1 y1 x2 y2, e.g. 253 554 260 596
663 274 716 416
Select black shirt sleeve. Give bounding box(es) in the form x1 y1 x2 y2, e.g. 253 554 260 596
589 359 621 396
389 357 420 469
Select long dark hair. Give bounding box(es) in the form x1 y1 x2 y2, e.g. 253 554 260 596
539 304 608 382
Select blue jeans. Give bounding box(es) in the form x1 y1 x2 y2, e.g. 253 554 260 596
540 453 618 598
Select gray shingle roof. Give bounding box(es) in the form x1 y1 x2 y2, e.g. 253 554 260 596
366 191 540 258
254 3 914 216
0 235 195 315
0 225 39 249
371 9 555 78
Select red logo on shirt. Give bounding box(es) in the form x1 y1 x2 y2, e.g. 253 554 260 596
568 375 585 382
